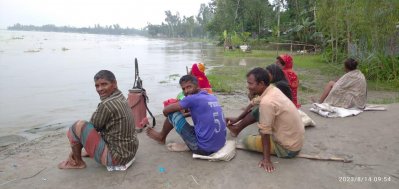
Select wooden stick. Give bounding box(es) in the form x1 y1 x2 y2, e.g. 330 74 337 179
236 143 352 163
297 153 352 163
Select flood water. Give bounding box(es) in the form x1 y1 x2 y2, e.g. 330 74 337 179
0 30 271 136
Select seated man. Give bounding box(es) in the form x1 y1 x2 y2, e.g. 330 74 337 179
226 64 292 137
58 70 139 169
146 75 226 155
313 58 367 109
239 68 304 173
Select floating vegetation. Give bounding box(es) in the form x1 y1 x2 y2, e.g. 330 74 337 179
168 74 180 80
11 36 24 40
24 49 41 53
159 74 181 84
61 47 70 51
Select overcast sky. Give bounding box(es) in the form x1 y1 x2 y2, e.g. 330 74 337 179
0 0 211 29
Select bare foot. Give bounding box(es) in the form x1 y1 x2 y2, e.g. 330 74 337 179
146 127 166 144
58 159 86 169
227 125 240 137
166 143 189 152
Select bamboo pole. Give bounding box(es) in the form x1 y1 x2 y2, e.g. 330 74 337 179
297 153 352 163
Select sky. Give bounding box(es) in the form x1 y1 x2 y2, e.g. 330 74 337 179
0 0 211 29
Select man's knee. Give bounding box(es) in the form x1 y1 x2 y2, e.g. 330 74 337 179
67 120 89 145
68 120 89 137
167 112 182 124
72 120 88 130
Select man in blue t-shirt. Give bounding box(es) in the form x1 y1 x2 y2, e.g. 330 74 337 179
146 75 226 155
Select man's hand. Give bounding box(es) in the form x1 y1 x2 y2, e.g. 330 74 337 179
182 111 191 117
258 158 275 173
225 117 239 126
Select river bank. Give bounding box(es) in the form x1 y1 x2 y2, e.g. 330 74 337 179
207 50 399 104
0 93 398 189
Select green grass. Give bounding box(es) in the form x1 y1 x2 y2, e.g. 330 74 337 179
208 49 399 104
223 50 290 58
209 51 335 93
210 50 337 93
367 80 399 91
223 50 341 75
368 95 399 104
208 66 250 93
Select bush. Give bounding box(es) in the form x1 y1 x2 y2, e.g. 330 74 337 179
358 54 399 82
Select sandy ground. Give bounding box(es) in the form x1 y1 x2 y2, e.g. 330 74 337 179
0 93 399 189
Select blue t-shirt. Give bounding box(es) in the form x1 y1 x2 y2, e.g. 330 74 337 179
179 91 226 152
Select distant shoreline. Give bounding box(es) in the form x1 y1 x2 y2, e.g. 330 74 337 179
6 23 146 37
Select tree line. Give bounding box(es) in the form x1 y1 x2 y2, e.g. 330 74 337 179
8 23 145 36
147 0 398 82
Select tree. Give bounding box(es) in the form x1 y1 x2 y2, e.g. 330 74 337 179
197 3 214 38
317 0 399 81
165 10 181 37
208 0 272 39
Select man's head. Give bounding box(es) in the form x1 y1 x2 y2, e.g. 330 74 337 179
246 67 270 96
94 70 118 99
344 58 358 72
179 75 199 96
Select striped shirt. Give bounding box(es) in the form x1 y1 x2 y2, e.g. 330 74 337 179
90 89 138 165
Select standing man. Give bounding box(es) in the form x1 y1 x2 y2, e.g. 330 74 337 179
146 75 226 155
239 68 304 173
58 70 138 169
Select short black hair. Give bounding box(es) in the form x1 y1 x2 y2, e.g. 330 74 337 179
266 64 287 83
344 58 358 71
94 70 116 82
179 75 198 86
246 67 270 86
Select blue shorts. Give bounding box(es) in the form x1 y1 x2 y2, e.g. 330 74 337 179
168 112 213 156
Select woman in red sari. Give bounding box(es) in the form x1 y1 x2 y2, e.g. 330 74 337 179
276 54 301 108
190 63 213 94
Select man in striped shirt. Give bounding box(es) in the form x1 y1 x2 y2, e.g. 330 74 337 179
58 70 138 169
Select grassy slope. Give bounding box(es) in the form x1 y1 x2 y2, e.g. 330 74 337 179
208 49 399 104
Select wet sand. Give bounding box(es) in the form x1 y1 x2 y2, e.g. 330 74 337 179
0 93 398 189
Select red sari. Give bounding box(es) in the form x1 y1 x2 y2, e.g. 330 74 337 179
191 63 213 94
279 54 301 108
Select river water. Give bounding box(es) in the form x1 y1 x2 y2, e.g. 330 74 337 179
0 30 270 136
